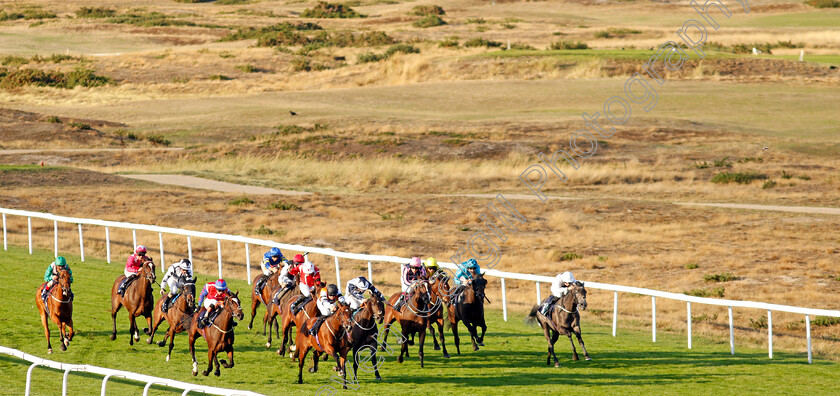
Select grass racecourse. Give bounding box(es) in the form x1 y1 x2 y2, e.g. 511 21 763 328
1 247 838 395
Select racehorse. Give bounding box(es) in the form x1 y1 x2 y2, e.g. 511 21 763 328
527 281 591 367
147 276 197 362
249 271 281 332
187 292 244 376
295 303 353 388
110 257 156 345
380 280 433 368
427 271 451 358
347 293 386 381
279 284 323 359
36 268 74 354
263 275 300 349
449 272 487 354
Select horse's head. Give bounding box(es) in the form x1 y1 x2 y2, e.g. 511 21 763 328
472 273 487 302
225 291 244 320
571 281 587 311
57 269 72 296
182 277 197 308
141 256 156 283
367 293 385 324
335 303 354 335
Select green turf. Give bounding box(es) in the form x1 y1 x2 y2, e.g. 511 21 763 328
737 10 840 28
1 246 838 395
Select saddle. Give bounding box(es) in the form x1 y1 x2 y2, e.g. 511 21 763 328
118 276 138 296
197 307 221 329
162 293 181 313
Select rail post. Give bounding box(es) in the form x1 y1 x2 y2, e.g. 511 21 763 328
501 277 507 322
187 236 193 264
62 367 85 396
612 291 618 337
105 227 111 263
25 362 41 396
768 310 773 359
652 296 657 342
54 220 58 257
143 381 166 396
158 232 165 272
687 302 692 349
245 243 251 285
334 256 341 287
536 282 541 304
217 239 223 278
806 314 812 364
100 374 125 396
132 229 137 249
2 212 6 251
78 224 84 262
28 217 32 254
368 261 373 282
728 306 734 355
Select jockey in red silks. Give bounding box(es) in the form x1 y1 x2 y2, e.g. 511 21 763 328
118 245 147 296
288 260 322 313
197 279 231 328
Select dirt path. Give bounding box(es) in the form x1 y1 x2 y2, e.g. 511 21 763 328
673 202 840 215
0 148 183 155
119 174 312 196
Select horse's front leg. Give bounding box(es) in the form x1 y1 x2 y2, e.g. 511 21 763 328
40 311 52 354
129 315 138 345
437 318 450 358
418 327 426 368
143 313 152 335
166 327 176 362
574 328 591 360
202 349 214 376
221 345 235 368
58 321 68 351
550 330 561 367
566 330 579 361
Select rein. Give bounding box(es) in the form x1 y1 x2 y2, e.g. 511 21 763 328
351 302 378 331
50 293 72 304
211 298 239 334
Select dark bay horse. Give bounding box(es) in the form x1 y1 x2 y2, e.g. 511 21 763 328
148 276 197 361
36 268 74 354
295 303 353 388
279 285 323 359
187 292 244 376
263 276 300 349
110 257 156 345
427 272 451 358
527 281 591 367
249 271 280 332
381 280 432 368
449 273 487 354
348 294 385 381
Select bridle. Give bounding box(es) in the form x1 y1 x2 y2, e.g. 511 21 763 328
351 298 382 331
213 295 242 334
406 281 439 316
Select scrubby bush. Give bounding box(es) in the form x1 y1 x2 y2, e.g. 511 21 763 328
593 27 642 38
761 180 777 189
0 67 113 89
146 134 171 146
67 122 92 130
413 15 446 28
1 56 29 66
235 64 257 73
407 5 445 16
804 0 840 8
228 196 255 206
356 44 419 63
301 2 363 18
75 7 116 18
439 36 459 48
549 40 589 50
710 172 767 184
684 286 725 298
105 12 197 27
0 9 57 21
463 37 502 48
703 272 739 282
268 200 302 210
221 22 323 42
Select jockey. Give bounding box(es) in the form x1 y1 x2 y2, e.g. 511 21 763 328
274 254 305 303
424 257 440 278
289 260 322 313
255 247 285 294
197 279 230 328
452 259 480 301
160 258 193 312
345 276 384 310
541 271 577 315
42 256 73 300
118 245 147 295
310 284 345 336
394 257 427 312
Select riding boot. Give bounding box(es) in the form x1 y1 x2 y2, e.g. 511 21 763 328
256 275 267 294
118 275 134 296
394 292 406 312
196 308 207 329
310 316 326 336
540 296 557 316
290 294 305 313
162 294 172 313
41 285 50 301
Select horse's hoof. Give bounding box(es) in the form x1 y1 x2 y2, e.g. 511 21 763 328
192 371 198 376
143 328 150 335
473 346 479 351
398 356 403 363
434 345 440 351
247 324 252 330
407 340 414 346
478 341 485 346
573 355 579 361
290 344 297 352
555 363 561 368
202 371 209 376
309 367 316 373
375 375 382 381
333 366 339 372
158 340 166 347
110 333 116 341
60 343 67 351
266 342 271 348
443 353 450 359
585 356 592 361
166 355 170 362
47 349 52 354
379 345 387 352
338 370 344 376
133 332 139 341
214 370 220 377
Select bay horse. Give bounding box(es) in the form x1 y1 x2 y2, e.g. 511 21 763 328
426 271 451 358
263 276 300 349
147 276 197 362
380 280 432 368
35 268 74 354
110 257 156 346
348 293 385 381
449 272 488 354
279 284 323 358
295 303 353 388
527 281 591 367
248 271 280 332
187 292 244 376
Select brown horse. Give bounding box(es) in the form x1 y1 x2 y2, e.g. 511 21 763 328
448 273 488 354
36 268 74 354
426 271 451 358
348 294 386 381
248 271 280 332
187 292 244 376
147 276 197 361
279 285 323 358
295 303 353 387
527 281 591 367
110 257 156 345
380 280 432 368
263 276 300 349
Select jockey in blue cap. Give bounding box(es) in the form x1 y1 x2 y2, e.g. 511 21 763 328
255 247 284 294
452 259 480 303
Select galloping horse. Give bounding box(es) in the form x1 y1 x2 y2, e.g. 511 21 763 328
278 284 323 358
295 303 353 388
527 281 591 367
36 269 74 354
187 292 244 376
348 294 385 381
263 275 300 349
449 272 487 354
148 276 197 362
110 257 156 345
381 280 433 368
427 271 452 358
249 271 280 332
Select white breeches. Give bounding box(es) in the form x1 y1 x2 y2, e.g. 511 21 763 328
203 298 219 309
299 282 312 297
124 269 137 278
346 293 364 310
165 278 181 294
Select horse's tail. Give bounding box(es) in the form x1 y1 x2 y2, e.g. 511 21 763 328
526 305 540 325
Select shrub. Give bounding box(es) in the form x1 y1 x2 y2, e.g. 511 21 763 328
749 316 768 329
463 37 502 48
235 64 257 73
250 225 278 235
703 272 739 282
781 170 793 179
466 17 485 24
812 316 840 326
407 5 445 16
228 196 255 206
375 211 403 220
732 43 772 54
216 0 251 4
442 138 468 147
268 200 302 210
67 122 91 130
31 54 80 63
300 2 363 18
413 15 446 28
684 286 725 298
208 74 232 80
761 180 777 189
710 172 767 184
797 175 811 181
291 58 311 71
509 43 536 50
712 157 731 167
549 40 589 50
75 7 116 18
105 12 200 28
593 27 642 38
221 22 323 42
694 161 709 169
0 9 57 21
1 56 29 67
555 252 582 261
46 116 62 123
146 134 171 146
384 44 419 56
685 263 699 269
0 67 113 89
804 0 840 8
738 157 763 164
357 52 385 63
439 36 459 48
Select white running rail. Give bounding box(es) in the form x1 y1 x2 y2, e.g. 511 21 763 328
0 346 264 396
2 207 839 364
